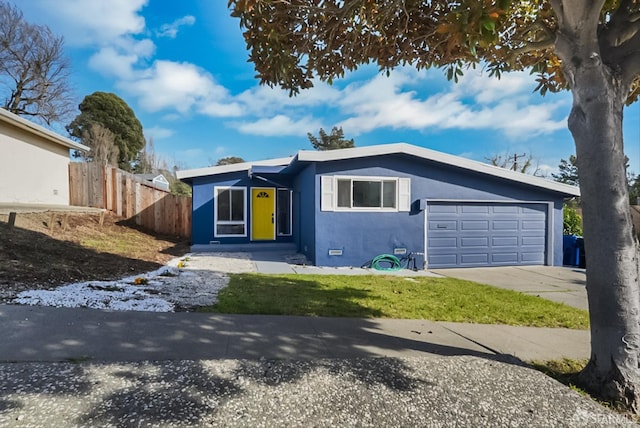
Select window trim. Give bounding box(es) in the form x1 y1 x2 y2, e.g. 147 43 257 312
332 175 402 212
277 188 293 236
213 186 247 238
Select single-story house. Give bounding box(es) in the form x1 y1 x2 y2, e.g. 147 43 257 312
0 108 89 205
176 143 580 269
136 173 171 192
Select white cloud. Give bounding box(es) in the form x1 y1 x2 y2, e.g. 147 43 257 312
119 61 242 116
237 82 342 116
334 68 568 138
157 15 196 38
235 115 322 137
30 0 148 46
144 127 174 139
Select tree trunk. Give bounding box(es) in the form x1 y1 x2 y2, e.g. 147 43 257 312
565 47 640 410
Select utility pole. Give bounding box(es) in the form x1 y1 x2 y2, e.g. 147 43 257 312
512 153 527 171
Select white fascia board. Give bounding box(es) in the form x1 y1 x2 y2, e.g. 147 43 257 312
0 107 89 152
296 143 580 197
176 156 294 180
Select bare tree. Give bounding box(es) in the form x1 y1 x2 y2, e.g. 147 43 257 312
79 123 119 167
486 152 546 177
135 137 168 174
0 1 74 125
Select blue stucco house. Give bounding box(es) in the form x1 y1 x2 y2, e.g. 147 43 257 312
176 143 580 269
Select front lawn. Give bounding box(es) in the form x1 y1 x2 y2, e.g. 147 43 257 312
199 274 589 329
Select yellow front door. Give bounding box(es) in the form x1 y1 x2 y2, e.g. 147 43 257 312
251 188 275 240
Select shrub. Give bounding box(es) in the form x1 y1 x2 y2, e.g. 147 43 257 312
563 205 583 236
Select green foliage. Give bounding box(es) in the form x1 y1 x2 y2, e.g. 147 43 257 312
229 1 639 102
201 273 589 329
67 92 145 171
552 155 579 186
216 156 245 166
629 174 640 205
563 205 583 236
170 180 192 197
307 127 355 151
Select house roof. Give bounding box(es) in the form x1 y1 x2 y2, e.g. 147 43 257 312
0 108 89 152
136 173 169 182
176 143 580 197
176 157 294 180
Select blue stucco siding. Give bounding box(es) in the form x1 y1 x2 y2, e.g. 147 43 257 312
190 171 294 245
311 154 567 267
293 164 317 263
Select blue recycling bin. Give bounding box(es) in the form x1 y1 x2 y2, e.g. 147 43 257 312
563 235 580 266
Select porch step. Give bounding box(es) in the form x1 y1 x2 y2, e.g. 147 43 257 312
191 242 298 253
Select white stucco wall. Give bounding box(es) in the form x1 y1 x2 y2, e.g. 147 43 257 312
0 121 71 205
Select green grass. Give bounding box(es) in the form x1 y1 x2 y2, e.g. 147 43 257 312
199 273 589 329
530 358 588 386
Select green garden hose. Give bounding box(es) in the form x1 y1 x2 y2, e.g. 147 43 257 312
371 254 402 271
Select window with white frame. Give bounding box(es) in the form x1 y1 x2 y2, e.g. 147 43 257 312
214 186 246 236
321 176 411 212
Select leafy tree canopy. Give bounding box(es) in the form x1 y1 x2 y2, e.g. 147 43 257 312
552 155 579 186
229 0 640 411
229 1 640 101
307 126 355 150
216 156 246 166
67 92 145 171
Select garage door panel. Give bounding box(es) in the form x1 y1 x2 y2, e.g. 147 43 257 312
522 236 545 246
430 254 458 266
493 220 518 230
521 206 547 215
461 254 489 264
429 237 458 248
492 206 519 214
492 236 518 247
521 252 545 262
427 202 547 268
492 253 519 263
462 205 490 214
522 220 545 229
461 237 489 247
461 220 489 230
430 221 457 230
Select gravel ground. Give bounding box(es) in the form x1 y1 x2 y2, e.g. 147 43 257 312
0 356 634 427
10 253 256 312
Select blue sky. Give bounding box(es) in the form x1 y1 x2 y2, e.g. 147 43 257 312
18 0 640 175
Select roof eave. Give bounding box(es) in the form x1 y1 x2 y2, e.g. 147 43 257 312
176 156 295 180
0 108 89 152
296 143 580 197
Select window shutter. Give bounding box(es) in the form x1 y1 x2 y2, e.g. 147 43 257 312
398 178 411 212
321 176 334 211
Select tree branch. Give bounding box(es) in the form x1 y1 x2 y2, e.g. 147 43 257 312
508 39 556 64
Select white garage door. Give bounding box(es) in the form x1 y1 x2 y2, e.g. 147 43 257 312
426 202 548 268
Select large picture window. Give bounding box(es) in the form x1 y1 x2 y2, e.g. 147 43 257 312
321 176 411 212
214 186 246 237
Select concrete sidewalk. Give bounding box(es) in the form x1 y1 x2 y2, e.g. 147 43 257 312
0 304 588 363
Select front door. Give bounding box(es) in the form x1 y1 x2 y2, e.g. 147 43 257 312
251 187 275 240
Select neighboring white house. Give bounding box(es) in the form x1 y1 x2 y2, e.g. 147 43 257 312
135 173 171 192
0 108 89 205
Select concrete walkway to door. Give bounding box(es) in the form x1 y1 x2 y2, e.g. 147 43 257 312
431 266 588 311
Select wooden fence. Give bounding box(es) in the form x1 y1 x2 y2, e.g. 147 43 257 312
69 162 191 238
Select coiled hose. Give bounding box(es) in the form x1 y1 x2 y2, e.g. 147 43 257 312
371 254 402 271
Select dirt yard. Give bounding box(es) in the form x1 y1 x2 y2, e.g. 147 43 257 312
0 211 189 302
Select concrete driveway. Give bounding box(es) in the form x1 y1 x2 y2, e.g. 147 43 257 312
431 266 588 311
